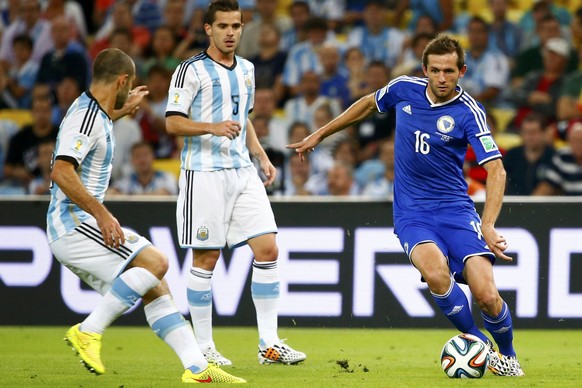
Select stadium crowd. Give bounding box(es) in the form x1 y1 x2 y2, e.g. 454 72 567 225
0 0 581 197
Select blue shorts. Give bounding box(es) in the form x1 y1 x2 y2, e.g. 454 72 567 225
394 204 495 284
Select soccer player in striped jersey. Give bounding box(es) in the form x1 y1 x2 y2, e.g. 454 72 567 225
289 34 524 377
165 0 306 367
47 48 245 383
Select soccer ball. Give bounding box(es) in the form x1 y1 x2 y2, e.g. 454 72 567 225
440 333 489 378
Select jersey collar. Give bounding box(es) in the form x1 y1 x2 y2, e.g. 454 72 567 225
85 90 111 120
425 84 464 108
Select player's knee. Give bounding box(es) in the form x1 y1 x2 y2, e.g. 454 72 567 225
254 244 279 262
474 290 500 313
422 268 450 294
145 249 169 279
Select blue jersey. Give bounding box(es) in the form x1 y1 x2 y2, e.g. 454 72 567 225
47 91 114 242
374 76 501 217
166 51 255 171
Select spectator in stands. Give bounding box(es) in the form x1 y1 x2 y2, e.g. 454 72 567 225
51 76 80 126
346 0 406 69
519 0 571 50
162 0 188 41
140 25 180 78
283 70 341 133
90 1 151 59
111 114 143 183
136 64 174 158
488 0 523 63
534 121 582 195
285 152 312 196
248 23 287 104
312 102 348 159
0 0 53 68
282 16 331 96
318 43 350 109
557 42 582 124
354 61 395 162
0 34 38 108
98 0 162 36
280 0 310 51
393 32 433 78
0 0 19 29
3 96 58 188
394 0 454 33
173 7 207 60
460 16 510 108
511 37 570 130
252 88 287 153
41 0 88 40
0 118 19 183
109 141 177 196
360 138 395 198
27 138 54 195
37 15 89 94
326 161 359 196
344 47 367 102
238 0 290 59
504 112 554 196
513 14 578 88
305 0 344 31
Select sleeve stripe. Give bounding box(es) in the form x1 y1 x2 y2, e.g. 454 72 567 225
79 101 99 137
460 95 489 135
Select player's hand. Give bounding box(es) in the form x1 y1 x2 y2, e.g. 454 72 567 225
481 225 512 261
96 210 125 249
287 133 322 162
212 120 241 140
112 86 149 119
260 158 277 186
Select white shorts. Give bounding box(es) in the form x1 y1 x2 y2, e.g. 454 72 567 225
50 218 152 295
177 165 277 249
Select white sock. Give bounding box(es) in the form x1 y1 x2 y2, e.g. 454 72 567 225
187 267 214 350
82 267 159 334
251 260 280 348
145 294 208 372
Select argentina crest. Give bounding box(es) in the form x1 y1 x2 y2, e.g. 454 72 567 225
196 226 209 241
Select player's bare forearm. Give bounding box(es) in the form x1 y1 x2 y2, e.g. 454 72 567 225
246 118 276 185
287 93 377 156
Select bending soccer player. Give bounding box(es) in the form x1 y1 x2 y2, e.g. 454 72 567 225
165 0 306 366
47 47 245 383
288 34 524 377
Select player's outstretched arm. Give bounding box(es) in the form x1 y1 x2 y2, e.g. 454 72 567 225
246 118 276 186
287 93 377 161
51 159 125 248
481 158 512 261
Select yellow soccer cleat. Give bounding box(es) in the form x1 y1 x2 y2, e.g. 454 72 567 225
181 364 247 384
64 323 105 375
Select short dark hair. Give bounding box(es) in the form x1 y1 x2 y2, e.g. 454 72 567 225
92 48 134 83
521 112 546 129
204 0 241 25
12 34 33 50
422 34 465 70
131 141 155 154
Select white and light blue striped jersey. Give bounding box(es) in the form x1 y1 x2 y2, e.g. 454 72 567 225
165 51 255 171
374 76 502 217
346 26 406 68
46 91 114 243
281 41 322 87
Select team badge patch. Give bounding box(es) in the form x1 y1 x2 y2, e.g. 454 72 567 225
479 135 498 152
196 227 209 241
125 234 139 244
436 115 455 133
244 73 253 89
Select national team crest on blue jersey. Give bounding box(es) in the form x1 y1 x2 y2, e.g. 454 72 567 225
437 115 455 133
196 227 209 241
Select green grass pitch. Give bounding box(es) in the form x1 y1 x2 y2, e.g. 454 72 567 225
0 327 580 387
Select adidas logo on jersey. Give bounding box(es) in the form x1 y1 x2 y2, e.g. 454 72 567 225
402 105 412 115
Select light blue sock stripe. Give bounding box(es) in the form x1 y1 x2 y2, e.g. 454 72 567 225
187 288 212 307
110 278 141 307
151 312 187 340
251 281 280 299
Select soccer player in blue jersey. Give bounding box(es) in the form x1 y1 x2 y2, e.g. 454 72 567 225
165 0 306 366
289 34 524 377
47 48 245 383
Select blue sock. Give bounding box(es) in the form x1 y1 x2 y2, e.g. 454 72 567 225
432 280 489 343
482 301 516 356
